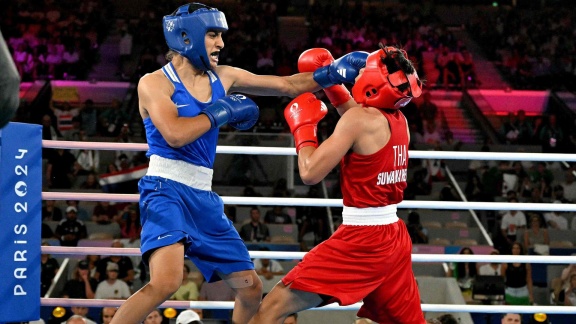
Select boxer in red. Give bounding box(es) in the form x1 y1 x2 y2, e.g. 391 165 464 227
248 44 425 324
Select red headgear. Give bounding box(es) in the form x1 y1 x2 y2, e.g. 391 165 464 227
352 47 422 109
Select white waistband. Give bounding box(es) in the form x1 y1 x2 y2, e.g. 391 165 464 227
147 155 213 191
342 205 399 225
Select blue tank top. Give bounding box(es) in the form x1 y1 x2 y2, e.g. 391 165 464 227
143 62 226 168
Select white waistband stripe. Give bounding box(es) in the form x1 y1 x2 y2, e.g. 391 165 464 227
342 205 399 225
146 155 213 191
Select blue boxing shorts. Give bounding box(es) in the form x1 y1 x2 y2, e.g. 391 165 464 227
138 175 253 282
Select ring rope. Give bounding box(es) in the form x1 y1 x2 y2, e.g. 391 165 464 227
39 298 576 314
41 192 576 212
40 140 576 317
40 247 576 264
42 140 576 161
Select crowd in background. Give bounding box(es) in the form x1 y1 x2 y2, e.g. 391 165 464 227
4 0 576 323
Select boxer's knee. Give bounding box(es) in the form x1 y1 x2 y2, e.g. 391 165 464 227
226 271 263 303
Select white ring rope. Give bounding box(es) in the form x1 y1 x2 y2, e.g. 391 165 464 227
40 140 576 316
42 140 576 161
41 192 576 212
38 298 576 314
41 247 576 264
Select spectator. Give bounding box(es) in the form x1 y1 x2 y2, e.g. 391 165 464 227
85 255 101 279
295 185 329 250
422 122 443 146
176 309 203 324
118 26 133 78
40 241 60 297
51 101 80 137
499 113 518 144
79 172 101 190
79 99 98 137
272 178 291 197
513 110 533 145
552 185 571 204
101 307 117 324
447 247 477 293
435 45 460 89
61 44 80 78
42 200 63 221
120 205 142 242
90 206 122 239
91 201 118 223
539 114 564 153
502 242 533 305
564 273 576 306
264 206 292 224
478 249 503 276
45 149 76 189
550 256 576 305
418 92 438 129
404 169 432 199
239 207 271 242
431 314 459 324
42 222 55 239
253 247 284 280
543 201 568 230
54 206 88 246
523 214 549 254
143 309 163 324
501 313 522 323
62 308 97 324
464 171 485 201
500 198 526 252
94 240 135 287
61 260 98 299
41 114 60 160
94 262 132 299
560 171 576 202
199 280 235 320
439 182 459 201
72 133 100 177
170 264 199 301
45 43 63 79
406 211 428 244
65 200 90 222
458 47 478 89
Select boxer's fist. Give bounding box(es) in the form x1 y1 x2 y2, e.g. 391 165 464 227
201 94 259 130
284 93 328 153
298 48 334 73
313 51 369 88
299 48 352 107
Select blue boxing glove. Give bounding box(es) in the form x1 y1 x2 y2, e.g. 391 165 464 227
201 94 259 130
313 51 369 88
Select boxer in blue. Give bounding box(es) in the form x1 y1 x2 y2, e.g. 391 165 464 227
110 3 325 323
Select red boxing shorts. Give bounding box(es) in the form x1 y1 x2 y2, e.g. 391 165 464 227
282 220 425 324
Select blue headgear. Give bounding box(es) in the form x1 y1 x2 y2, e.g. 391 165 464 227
163 3 228 71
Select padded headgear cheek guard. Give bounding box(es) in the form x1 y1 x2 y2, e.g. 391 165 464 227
163 3 228 71
352 48 422 109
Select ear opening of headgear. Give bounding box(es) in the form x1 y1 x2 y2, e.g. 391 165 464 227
352 44 422 109
163 2 228 71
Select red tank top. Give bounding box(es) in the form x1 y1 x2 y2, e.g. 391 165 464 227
340 109 409 208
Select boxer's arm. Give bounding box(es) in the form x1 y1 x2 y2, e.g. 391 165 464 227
216 65 321 98
138 73 211 148
296 108 361 185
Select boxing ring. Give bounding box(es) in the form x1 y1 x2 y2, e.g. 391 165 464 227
3 122 576 322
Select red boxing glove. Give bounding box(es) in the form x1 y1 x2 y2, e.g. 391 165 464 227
298 48 352 107
284 93 328 153
298 48 334 73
